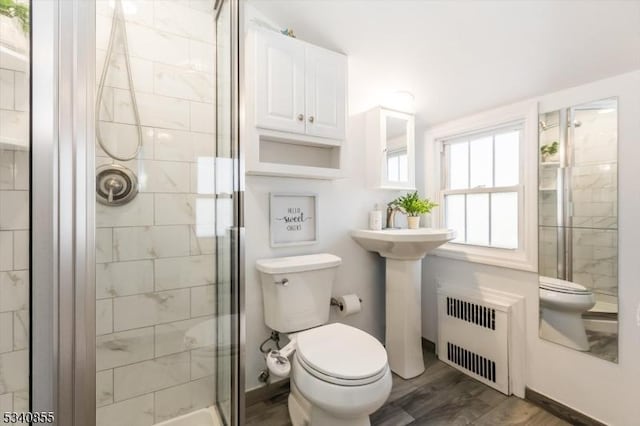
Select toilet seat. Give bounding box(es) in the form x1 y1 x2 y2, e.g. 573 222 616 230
296 323 388 386
539 276 591 295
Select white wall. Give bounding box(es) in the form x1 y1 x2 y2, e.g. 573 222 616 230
420 70 640 425
245 112 405 390
243 4 409 391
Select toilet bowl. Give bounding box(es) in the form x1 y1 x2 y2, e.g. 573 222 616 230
539 276 595 351
256 254 392 426
289 323 392 426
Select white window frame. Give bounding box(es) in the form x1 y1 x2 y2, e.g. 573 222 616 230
386 148 408 182
424 101 538 272
441 123 523 249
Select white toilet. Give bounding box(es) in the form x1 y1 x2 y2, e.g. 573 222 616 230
539 276 596 351
256 253 392 426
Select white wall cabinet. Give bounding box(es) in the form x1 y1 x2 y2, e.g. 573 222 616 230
254 29 346 140
246 28 347 179
255 30 306 134
304 46 346 139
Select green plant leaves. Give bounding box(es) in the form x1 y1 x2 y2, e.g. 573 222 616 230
540 141 559 156
391 191 438 217
0 0 29 34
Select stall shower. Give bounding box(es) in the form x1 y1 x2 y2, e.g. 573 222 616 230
1 0 242 425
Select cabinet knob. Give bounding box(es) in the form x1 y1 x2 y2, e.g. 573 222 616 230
297 114 304 121
308 116 315 123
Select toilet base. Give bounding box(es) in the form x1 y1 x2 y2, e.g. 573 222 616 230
540 307 590 351
288 381 371 426
289 381 311 426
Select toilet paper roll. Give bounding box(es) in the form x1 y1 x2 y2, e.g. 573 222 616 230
337 294 361 317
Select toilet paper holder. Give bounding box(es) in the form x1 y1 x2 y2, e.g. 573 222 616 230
330 296 363 311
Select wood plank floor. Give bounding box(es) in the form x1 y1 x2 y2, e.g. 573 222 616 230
246 346 569 426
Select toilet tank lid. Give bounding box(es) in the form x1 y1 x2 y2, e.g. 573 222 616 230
256 253 342 274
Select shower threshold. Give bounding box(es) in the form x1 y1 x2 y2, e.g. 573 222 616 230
153 406 222 426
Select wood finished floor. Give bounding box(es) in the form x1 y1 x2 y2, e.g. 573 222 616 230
246 346 570 426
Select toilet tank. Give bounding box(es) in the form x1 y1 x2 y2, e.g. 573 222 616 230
256 253 342 333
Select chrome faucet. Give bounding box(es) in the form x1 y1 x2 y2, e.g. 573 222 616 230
386 204 401 229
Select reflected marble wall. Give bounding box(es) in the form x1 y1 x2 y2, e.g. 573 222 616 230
538 106 618 299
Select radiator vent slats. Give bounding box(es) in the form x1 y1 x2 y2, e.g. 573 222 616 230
446 296 496 330
447 342 497 383
438 290 512 394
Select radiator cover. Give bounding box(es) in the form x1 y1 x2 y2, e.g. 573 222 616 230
437 288 512 394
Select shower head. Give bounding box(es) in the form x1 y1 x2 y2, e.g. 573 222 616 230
539 120 582 131
539 121 559 132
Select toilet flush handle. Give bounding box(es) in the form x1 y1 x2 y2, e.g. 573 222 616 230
274 278 289 286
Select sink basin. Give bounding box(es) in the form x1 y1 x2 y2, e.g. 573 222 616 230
351 228 456 260
351 227 456 379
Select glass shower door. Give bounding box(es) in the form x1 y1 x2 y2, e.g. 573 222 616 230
0 0 30 421
215 0 242 424
93 0 241 424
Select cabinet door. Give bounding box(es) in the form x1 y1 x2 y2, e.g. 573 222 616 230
305 46 346 140
255 31 306 133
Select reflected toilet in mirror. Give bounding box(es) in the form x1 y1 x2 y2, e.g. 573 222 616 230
538 98 618 363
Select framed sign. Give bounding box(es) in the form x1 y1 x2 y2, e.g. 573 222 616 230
270 193 318 247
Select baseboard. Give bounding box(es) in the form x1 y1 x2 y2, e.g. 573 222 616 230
525 388 607 426
245 378 290 406
421 337 436 353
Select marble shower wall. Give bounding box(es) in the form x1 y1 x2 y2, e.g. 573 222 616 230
570 108 618 297
94 1 218 425
538 111 560 278
0 10 30 419
538 108 618 297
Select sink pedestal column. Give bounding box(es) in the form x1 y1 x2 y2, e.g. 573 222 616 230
385 257 424 379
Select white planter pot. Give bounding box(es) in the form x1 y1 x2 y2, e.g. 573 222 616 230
407 216 420 229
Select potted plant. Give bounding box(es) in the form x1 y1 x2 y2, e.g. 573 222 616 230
0 0 29 34
391 191 438 229
540 141 559 162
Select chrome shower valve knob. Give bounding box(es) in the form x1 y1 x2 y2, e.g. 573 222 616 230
96 164 139 206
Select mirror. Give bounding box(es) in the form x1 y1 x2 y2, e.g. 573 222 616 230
366 107 415 189
538 97 618 363
385 115 409 183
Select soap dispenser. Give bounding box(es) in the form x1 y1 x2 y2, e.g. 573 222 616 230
369 204 382 230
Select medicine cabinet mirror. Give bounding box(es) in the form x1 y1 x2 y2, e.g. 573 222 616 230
366 107 416 190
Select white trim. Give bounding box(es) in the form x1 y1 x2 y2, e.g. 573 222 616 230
424 100 538 272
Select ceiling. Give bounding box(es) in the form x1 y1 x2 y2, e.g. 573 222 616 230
247 0 640 127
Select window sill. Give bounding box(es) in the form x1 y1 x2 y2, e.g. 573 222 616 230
429 243 537 273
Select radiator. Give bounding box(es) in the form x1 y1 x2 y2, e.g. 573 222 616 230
437 287 515 394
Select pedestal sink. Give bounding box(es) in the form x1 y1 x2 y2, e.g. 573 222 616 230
351 228 456 379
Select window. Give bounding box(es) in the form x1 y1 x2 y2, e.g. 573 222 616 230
387 149 408 182
441 123 522 249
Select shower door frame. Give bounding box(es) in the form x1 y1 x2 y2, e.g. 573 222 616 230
32 0 97 425
30 0 245 425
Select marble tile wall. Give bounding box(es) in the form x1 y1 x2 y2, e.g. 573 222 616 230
571 109 618 296
538 109 618 297
94 1 218 425
0 12 30 418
